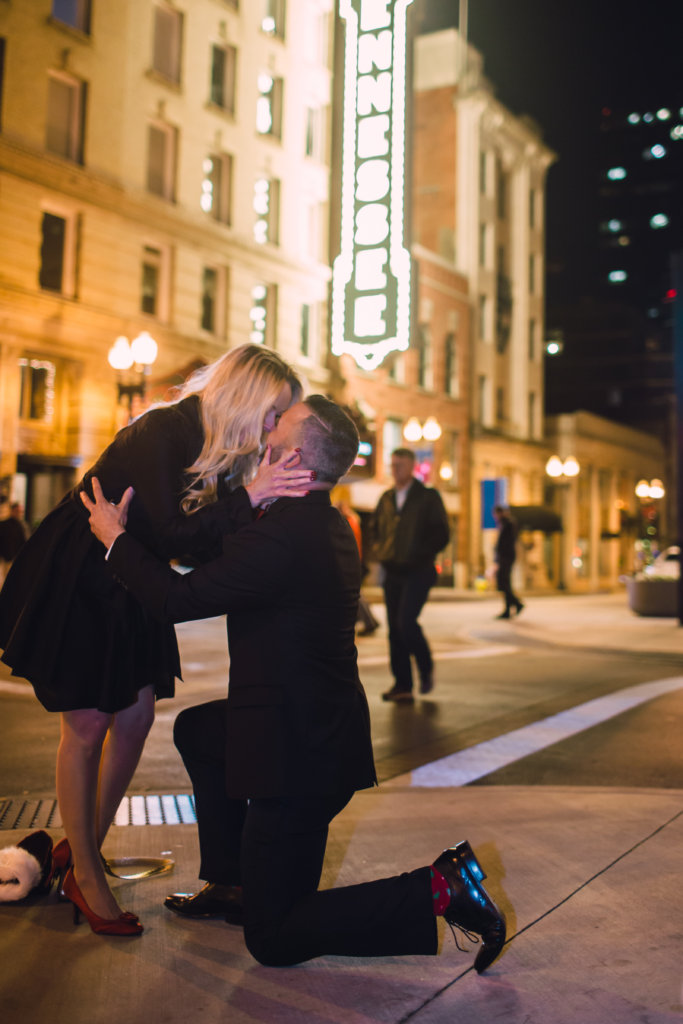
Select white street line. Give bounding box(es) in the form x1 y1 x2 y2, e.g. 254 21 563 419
411 675 683 787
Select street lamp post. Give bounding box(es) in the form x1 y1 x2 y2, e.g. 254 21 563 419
107 332 158 424
402 417 442 483
545 454 580 590
634 478 666 570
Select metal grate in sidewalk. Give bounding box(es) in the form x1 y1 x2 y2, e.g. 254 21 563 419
0 794 196 831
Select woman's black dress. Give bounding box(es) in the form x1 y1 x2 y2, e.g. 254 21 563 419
0 396 246 713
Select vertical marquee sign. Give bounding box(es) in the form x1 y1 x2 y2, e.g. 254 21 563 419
331 0 414 371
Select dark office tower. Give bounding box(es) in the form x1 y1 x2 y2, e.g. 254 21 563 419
597 104 682 320
546 103 682 443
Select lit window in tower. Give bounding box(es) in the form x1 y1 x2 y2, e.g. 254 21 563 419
627 112 640 125
650 213 669 229
608 270 627 283
607 219 622 232
671 125 683 141
607 166 627 180
656 108 671 120
650 144 667 158
643 112 654 123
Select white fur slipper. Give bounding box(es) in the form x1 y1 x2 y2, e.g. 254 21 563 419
0 845 43 901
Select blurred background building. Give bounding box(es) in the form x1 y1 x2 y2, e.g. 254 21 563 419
0 1 668 591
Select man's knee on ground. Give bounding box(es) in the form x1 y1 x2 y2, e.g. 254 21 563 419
244 924 301 968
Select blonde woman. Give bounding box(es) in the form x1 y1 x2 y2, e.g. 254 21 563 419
0 344 310 935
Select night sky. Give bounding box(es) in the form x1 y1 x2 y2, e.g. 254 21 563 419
415 0 681 302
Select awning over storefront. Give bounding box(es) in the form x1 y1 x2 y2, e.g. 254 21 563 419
509 505 562 533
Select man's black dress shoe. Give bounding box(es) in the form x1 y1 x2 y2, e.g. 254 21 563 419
164 882 244 923
495 611 511 619
433 840 506 973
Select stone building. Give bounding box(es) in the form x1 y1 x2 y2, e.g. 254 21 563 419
0 0 334 522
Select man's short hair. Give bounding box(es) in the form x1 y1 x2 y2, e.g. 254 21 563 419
391 447 415 463
300 395 359 483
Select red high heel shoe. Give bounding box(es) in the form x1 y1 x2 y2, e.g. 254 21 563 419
61 867 143 936
51 837 72 898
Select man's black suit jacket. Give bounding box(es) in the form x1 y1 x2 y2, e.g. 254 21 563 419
108 491 377 801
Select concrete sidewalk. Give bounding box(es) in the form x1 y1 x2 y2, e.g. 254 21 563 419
2 783 682 1023
2 592 683 1023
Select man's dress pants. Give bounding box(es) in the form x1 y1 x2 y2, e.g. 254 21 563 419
174 700 438 966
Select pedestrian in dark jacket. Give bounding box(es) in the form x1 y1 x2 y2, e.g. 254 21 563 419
373 448 450 701
493 505 524 619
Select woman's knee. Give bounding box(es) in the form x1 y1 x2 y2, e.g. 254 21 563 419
111 687 155 742
61 709 111 757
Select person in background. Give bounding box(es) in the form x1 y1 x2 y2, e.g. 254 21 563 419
334 497 380 637
492 504 524 619
0 500 28 584
373 448 450 702
0 344 311 936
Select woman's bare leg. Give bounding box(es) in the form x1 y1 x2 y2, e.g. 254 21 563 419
57 707 122 920
96 685 155 844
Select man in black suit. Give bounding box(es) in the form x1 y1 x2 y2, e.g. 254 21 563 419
82 396 505 972
373 448 450 701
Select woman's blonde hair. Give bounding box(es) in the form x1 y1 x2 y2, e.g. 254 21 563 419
174 344 302 509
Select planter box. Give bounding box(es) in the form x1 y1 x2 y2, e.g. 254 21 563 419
626 577 679 617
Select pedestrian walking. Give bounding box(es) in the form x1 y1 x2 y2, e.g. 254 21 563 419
492 504 524 619
372 448 450 702
0 500 28 584
335 497 380 636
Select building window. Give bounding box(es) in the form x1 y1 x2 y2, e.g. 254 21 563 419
253 177 280 245
39 210 77 295
300 303 310 357
0 39 5 132
528 391 536 436
305 105 325 160
382 418 403 474
528 317 537 360
444 331 458 397
200 152 233 224
19 358 56 422
147 122 177 200
387 352 405 383
209 44 237 114
496 386 505 423
478 374 488 425
529 253 536 293
529 187 537 229
478 223 487 267
249 283 277 347
51 0 91 33
140 245 168 318
496 162 506 219
478 294 488 341
201 267 218 332
200 266 225 335
152 4 183 84
256 73 283 139
417 324 433 390
479 150 487 194
261 0 286 39
46 72 86 163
